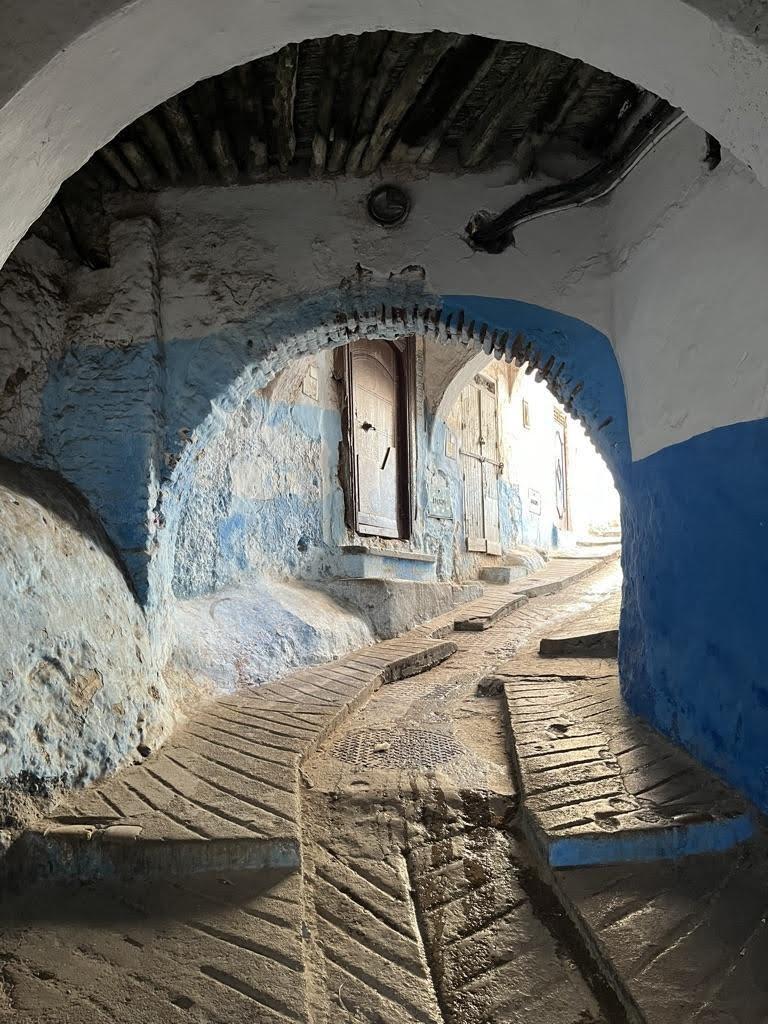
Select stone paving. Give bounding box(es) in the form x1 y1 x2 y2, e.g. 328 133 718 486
538 590 620 657
453 553 609 631
3 552 767 1023
557 842 768 1023
13 635 457 883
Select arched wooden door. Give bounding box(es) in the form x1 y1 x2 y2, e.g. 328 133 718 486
346 339 410 538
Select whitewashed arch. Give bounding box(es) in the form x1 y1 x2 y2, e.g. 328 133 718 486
2 0 768 268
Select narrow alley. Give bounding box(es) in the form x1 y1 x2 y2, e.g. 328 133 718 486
4 13 768 1024
3 552 765 1023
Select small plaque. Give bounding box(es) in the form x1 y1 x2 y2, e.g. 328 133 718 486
444 431 457 460
529 488 541 515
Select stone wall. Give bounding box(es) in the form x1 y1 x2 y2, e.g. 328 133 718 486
0 458 174 815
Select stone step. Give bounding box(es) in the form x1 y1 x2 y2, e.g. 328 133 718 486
453 592 529 631
454 555 605 631
495 659 753 867
539 629 618 657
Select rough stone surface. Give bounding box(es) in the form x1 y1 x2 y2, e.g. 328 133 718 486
557 842 768 1024
0 458 172 805
173 576 374 690
16 628 456 884
499 658 752 866
538 591 620 657
326 578 458 639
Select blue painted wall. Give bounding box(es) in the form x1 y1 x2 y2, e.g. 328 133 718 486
620 418 768 811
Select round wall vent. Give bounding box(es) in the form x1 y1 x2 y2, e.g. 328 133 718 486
367 184 411 227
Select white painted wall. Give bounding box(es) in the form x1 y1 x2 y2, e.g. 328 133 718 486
606 120 768 460
445 360 619 551
155 169 610 342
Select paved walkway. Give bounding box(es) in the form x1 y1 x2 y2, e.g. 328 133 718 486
2 551 765 1023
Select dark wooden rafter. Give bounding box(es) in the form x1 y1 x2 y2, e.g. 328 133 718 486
359 31 459 174
161 96 209 177
327 32 388 174
32 30 671 266
345 33 410 174
394 37 505 166
507 61 598 181
120 139 161 189
140 112 182 181
467 99 684 253
219 64 267 173
193 77 239 181
271 42 299 172
99 143 139 189
460 47 565 168
311 35 344 175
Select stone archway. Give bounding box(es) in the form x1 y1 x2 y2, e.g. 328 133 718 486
3 0 768 269
155 283 629 623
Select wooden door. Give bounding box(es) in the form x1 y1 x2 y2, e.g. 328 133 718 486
553 408 570 531
459 376 502 554
348 339 402 538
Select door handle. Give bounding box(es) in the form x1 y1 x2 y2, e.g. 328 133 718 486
361 421 376 431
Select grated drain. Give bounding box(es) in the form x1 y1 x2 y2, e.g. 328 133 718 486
332 728 463 770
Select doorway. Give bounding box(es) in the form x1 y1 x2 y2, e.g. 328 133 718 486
343 338 413 539
459 374 502 555
553 407 570 532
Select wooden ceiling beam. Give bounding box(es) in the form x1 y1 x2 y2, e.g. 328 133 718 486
99 143 139 188
507 61 597 181
459 48 562 168
311 35 344 176
236 64 268 174
359 31 459 174
394 37 504 165
141 112 182 182
161 96 209 178
271 43 299 172
210 127 239 183
120 139 161 190
345 33 407 174
327 33 387 174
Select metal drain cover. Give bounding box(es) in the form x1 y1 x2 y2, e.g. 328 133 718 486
332 728 463 770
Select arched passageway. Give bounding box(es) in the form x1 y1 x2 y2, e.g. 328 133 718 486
1 19 768 828
3 11 768 1019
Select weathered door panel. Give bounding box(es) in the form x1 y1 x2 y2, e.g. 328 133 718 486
459 375 502 554
554 409 569 531
350 340 401 538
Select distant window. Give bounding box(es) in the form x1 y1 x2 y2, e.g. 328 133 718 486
522 398 531 429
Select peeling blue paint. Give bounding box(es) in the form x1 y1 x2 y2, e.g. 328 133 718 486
544 812 754 868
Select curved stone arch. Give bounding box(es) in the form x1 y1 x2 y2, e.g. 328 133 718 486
153 279 628 610
3 0 768 270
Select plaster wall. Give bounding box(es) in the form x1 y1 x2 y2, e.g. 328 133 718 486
434 358 618 559
602 121 768 810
